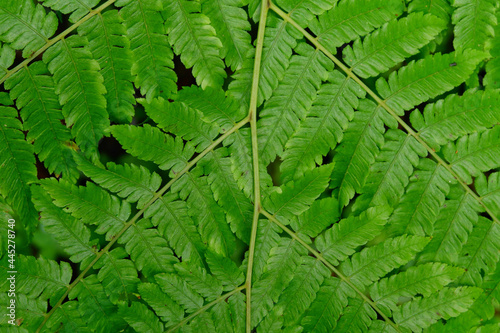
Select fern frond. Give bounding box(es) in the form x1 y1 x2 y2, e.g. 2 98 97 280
0 294 46 331
31 185 97 266
118 301 164 333
247 220 281 280
0 0 57 58
334 298 376 333
343 12 446 78
272 257 330 328
410 89 500 151
201 150 253 243
251 238 307 327
178 86 246 133
408 0 453 20
163 0 226 89
206 250 244 291
376 50 485 115
95 248 139 304
310 0 403 53
111 124 194 176
0 44 14 76
258 42 333 164
78 10 135 123
119 219 178 278
369 263 464 315
340 235 429 289
211 293 245 333
354 129 427 211
145 193 205 265
418 190 481 265
155 273 204 313
145 98 219 152
301 277 354 332
0 255 71 304
175 261 223 301
476 172 500 216
43 36 109 160
172 168 235 256
39 0 99 23
138 282 184 327
330 100 394 208
452 0 497 51
45 300 89 332
393 286 482 332
280 70 365 182
5 61 76 179
263 164 332 223
74 154 161 209
0 106 38 234
387 160 453 236
41 179 130 240
117 0 177 102
69 275 125 331
290 196 340 238
458 216 500 284
201 0 252 71
444 126 500 184
315 206 391 266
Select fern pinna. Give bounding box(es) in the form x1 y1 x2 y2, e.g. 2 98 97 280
0 0 499 331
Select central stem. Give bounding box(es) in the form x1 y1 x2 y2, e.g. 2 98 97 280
245 0 270 331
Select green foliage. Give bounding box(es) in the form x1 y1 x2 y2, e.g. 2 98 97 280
1 0 499 332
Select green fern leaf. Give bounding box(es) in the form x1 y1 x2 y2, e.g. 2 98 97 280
0 255 71 304
343 12 445 78
119 219 178 278
0 106 38 234
41 179 131 240
452 0 497 51
175 261 223 301
155 273 204 313
95 248 140 304
78 10 135 123
31 185 96 266
310 0 403 53
251 238 307 327
393 286 482 332
301 277 354 333
333 298 376 333
376 50 485 115
163 0 226 89
315 206 391 266
111 124 194 176
410 89 500 151
118 301 164 333
0 0 57 58
74 153 161 209
290 197 340 238
476 172 500 217
408 0 453 20
117 0 177 102
201 0 252 71
369 263 464 315
5 61 76 179
258 43 333 164
206 250 244 291
263 164 332 223
39 0 99 23
138 282 184 327
444 126 500 184
43 36 109 160
340 235 430 289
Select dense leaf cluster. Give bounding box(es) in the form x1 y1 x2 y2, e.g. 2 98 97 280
0 0 500 332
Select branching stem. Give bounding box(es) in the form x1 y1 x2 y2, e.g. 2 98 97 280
268 2 499 225
0 0 117 85
260 210 402 332
36 116 250 332
166 285 246 333
245 0 269 331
